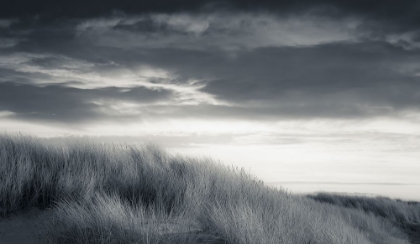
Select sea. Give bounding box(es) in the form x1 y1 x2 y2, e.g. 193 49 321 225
267 182 420 202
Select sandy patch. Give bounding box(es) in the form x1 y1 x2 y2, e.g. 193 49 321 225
0 208 52 244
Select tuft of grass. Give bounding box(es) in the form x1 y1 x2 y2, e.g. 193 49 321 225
0 134 416 244
45 192 210 244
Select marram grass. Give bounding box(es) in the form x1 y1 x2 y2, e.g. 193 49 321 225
0 134 418 244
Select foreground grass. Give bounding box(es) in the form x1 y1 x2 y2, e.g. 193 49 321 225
0 134 418 244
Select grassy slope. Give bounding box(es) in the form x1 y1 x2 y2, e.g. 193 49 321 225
309 193 420 244
0 134 418 244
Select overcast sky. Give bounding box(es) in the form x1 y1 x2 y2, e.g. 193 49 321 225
1 1 420 196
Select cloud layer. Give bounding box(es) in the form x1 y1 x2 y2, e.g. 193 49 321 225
1 1 420 127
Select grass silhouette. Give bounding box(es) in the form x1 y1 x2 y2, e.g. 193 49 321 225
0 134 418 243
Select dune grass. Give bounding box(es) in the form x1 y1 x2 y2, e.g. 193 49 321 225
0 134 418 244
309 193 420 227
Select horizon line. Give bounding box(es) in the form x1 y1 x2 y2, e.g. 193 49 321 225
267 182 420 186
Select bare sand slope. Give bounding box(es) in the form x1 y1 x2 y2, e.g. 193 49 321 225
0 208 51 244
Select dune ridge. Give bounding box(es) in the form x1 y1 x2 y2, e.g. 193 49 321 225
0 134 419 244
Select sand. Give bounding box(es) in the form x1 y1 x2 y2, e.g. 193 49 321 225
0 208 52 244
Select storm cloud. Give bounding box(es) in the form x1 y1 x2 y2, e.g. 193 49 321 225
2 0 419 28
1 0 420 125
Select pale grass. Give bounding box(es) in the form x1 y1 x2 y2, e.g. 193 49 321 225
0 134 416 244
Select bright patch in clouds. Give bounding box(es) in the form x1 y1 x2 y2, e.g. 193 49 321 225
0 111 15 118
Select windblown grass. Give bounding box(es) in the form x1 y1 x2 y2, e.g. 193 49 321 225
0 134 416 244
45 193 211 244
309 193 420 226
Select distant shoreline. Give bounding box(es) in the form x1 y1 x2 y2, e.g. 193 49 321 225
268 182 420 202
268 182 420 186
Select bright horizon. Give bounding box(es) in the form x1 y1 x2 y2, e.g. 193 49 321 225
1 1 420 200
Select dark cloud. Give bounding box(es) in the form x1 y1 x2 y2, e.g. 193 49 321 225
1 1 419 40
107 42 420 118
1 0 419 22
3 35 420 122
0 82 174 123
101 42 420 117
198 43 420 104
1 1 420 126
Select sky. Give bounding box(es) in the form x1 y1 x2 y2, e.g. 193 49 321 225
1 1 420 198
